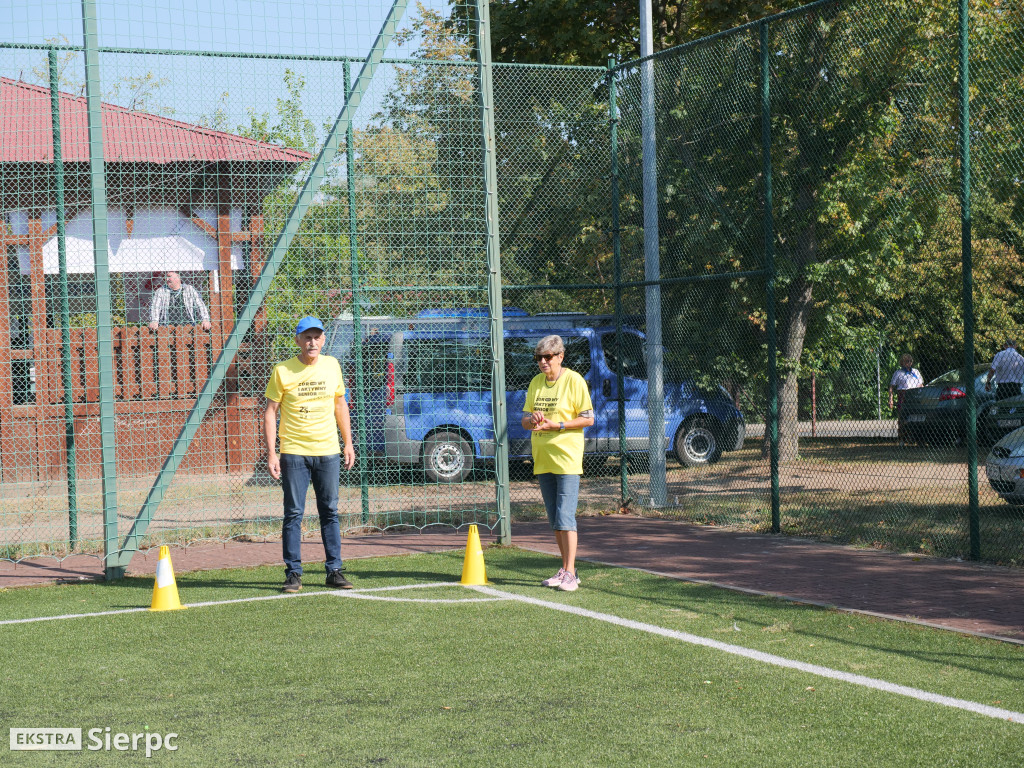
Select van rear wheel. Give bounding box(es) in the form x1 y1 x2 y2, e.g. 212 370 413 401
674 418 721 467
423 431 474 483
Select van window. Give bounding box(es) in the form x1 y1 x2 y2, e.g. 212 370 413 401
504 336 591 391
601 332 647 380
504 337 539 391
404 339 490 392
563 337 592 378
360 339 390 388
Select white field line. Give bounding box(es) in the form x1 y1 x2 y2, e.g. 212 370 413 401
340 594 504 603
0 582 466 626
0 606 151 625
6 579 1022 725
469 585 1024 725
549 554 1024 647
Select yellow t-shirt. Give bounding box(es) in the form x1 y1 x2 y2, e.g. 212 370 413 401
524 368 593 475
265 355 346 456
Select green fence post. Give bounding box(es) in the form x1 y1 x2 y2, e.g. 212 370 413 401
760 21 781 533
958 0 979 559
81 0 121 577
475 0 511 544
48 49 79 550
343 59 371 526
608 55 629 506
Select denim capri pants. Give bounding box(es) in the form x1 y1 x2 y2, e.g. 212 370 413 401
536 473 581 531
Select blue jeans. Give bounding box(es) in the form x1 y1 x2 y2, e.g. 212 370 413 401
537 473 580 531
281 453 342 576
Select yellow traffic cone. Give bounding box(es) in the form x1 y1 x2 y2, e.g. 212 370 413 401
460 524 488 585
150 546 185 611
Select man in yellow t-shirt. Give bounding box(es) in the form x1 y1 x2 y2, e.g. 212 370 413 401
265 316 356 593
522 335 594 593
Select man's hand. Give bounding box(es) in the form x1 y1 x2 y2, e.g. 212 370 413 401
343 443 356 470
148 322 158 330
201 320 211 331
267 451 281 480
532 416 559 431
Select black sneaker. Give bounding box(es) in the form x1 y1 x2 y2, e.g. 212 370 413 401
282 572 302 593
326 569 353 589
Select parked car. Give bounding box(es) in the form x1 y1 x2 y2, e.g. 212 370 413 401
979 393 1024 445
984 426 1024 505
898 365 994 445
330 308 745 482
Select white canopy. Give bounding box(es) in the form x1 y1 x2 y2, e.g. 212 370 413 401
7 206 243 275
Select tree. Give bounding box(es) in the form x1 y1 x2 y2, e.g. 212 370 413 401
31 37 173 115
485 0 807 65
489 0 1024 459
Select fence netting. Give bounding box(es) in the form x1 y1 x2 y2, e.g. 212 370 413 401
1 0 1022 570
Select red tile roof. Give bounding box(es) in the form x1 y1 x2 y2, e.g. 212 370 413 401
0 77 311 165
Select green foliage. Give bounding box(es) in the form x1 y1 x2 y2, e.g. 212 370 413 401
191 0 1024 441
606 1 1023 456
236 69 319 155
31 37 173 114
483 0 808 65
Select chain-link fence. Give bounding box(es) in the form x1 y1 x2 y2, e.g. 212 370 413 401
2 0 1022 573
498 0 1024 566
0 0 506 575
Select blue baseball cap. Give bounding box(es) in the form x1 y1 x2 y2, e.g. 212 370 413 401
294 316 324 335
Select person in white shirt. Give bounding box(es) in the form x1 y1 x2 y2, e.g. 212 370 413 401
986 339 1024 400
889 354 923 446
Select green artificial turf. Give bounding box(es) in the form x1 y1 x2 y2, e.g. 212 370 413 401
2 548 1022 767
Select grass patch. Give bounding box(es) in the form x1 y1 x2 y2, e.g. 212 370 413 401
3 549 1022 766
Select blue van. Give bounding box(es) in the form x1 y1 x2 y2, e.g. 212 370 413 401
325 309 745 482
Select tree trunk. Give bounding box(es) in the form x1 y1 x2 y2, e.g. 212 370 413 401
764 182 818 462
778 273 815 460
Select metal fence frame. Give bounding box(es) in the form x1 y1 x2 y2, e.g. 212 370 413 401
1 0 1015 573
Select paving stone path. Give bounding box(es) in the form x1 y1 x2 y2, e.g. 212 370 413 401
2 516 1022 643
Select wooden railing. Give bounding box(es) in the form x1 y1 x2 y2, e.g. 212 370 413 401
0 324 267 482
37 325 237 404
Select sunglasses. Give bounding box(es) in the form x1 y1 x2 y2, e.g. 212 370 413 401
534 353 561 361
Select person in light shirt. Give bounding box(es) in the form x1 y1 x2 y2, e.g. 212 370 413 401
265 316 356 593
148 271 211 331
888 354 923 446
986 339 1024 400
521 335 594 593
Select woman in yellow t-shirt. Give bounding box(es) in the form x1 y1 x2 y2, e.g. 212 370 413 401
521 335 594 592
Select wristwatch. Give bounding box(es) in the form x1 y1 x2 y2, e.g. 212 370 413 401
559 422 565 431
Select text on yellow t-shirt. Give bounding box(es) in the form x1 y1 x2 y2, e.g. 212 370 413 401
265 355 346 456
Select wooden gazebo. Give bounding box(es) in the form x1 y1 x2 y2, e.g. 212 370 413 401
0 77 311 481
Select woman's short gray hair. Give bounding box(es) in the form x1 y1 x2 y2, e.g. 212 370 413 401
535 335 565 356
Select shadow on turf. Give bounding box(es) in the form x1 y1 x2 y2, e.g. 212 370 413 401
497 554 1024 679
793 624 1024 680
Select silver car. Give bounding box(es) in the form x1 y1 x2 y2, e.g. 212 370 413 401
984 426 1024 505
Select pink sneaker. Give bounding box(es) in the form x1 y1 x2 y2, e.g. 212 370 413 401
557 571 580 592
542 568 567 587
